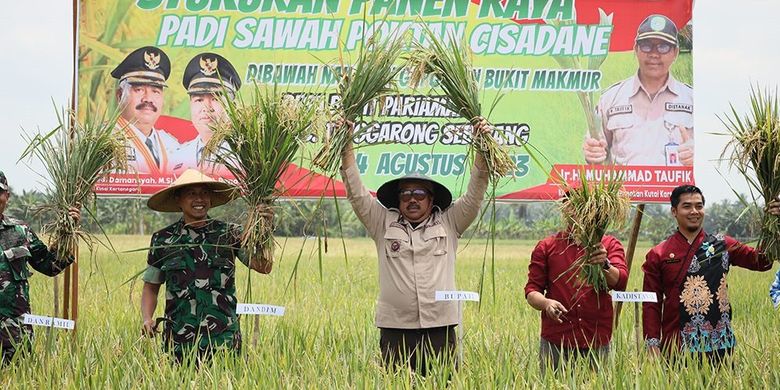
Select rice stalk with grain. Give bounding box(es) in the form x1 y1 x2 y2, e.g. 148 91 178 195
557 169 630 292
19 105 127 260
204 86 323 270
312 27 406 174
720 86 780 261
406 29 514 183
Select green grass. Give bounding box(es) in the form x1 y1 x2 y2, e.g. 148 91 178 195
4 235 780 388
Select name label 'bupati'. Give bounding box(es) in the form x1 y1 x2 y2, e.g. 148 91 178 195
435 291 480 302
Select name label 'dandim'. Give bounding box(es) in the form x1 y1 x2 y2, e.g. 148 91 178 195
236 304 286 316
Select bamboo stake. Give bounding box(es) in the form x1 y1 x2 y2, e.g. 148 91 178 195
614 204 645 327
65 0 80 334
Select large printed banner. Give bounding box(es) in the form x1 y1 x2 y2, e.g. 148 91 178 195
78 0 694 202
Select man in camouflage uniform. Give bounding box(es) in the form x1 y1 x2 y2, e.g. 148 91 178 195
0 171 80 363
140 169 271 363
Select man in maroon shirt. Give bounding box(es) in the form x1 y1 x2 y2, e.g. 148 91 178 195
642 185 780 362
525 204 629 372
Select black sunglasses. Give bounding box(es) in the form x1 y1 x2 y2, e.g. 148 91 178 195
398 189 430 202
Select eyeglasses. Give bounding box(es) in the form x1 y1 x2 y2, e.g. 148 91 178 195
638 42 674 54
398 189 430 202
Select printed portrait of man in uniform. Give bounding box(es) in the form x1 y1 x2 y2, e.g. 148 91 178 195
170 52 240 177
583 14 694 167
111 46 181 176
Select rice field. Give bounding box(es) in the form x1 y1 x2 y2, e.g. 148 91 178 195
4 235 780 388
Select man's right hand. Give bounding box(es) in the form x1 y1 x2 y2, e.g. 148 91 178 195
583 137 608 164
543 299 568 323
142 318 156 337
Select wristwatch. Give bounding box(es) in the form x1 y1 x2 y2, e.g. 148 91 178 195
602 259 611 271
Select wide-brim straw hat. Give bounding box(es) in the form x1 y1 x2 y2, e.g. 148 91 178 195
147 169 240 212
376 173 452 210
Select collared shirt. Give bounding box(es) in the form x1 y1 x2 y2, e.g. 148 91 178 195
642 229 771 352
340 162 489 329
524 232 628 348
170 137 232 177
0 214 72 348
143 218 249 353
118 118 181 175
596 72 694 165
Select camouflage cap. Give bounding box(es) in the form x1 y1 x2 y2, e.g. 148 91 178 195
636 14 678 46
0 171 7 191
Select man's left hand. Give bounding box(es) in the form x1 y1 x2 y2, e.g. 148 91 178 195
678 126 694 166
768 197 780 217
68 204 81 225
472 117 490 136
585 244 608 266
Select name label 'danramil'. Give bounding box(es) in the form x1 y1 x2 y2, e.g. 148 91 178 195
22 314 75 330
610 291 658 303
435 291 480 302
236 304 286 316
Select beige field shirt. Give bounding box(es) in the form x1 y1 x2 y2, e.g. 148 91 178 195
340 162 489 329
595 73 694 165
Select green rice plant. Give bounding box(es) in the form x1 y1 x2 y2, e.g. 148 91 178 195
204 86 324 270
557 168 630 292
311 27 407 174
18 104 127 260
720 86 780 260
406 29 514 183
9 235 780 388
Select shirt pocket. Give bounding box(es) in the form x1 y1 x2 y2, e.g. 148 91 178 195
208 256 235 290
160 258 191 293
421 224 448 257
2 246 32 281
606 113 635 132
384 226 409 259
663 111 694 140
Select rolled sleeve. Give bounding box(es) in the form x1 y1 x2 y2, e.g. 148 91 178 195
142 265 164 284
524 240 549 297
340 162 386 239
604 236 628 291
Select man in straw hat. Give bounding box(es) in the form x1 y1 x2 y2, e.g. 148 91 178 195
112 46 181 175
339 119 490 375
583 14 694 166
0 171 80 363
171 52 242 176
642 185 780 364
525 192 628 373
140 169 271 364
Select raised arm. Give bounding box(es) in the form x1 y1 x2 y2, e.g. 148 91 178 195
445 120 490 235
339 121 386 238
